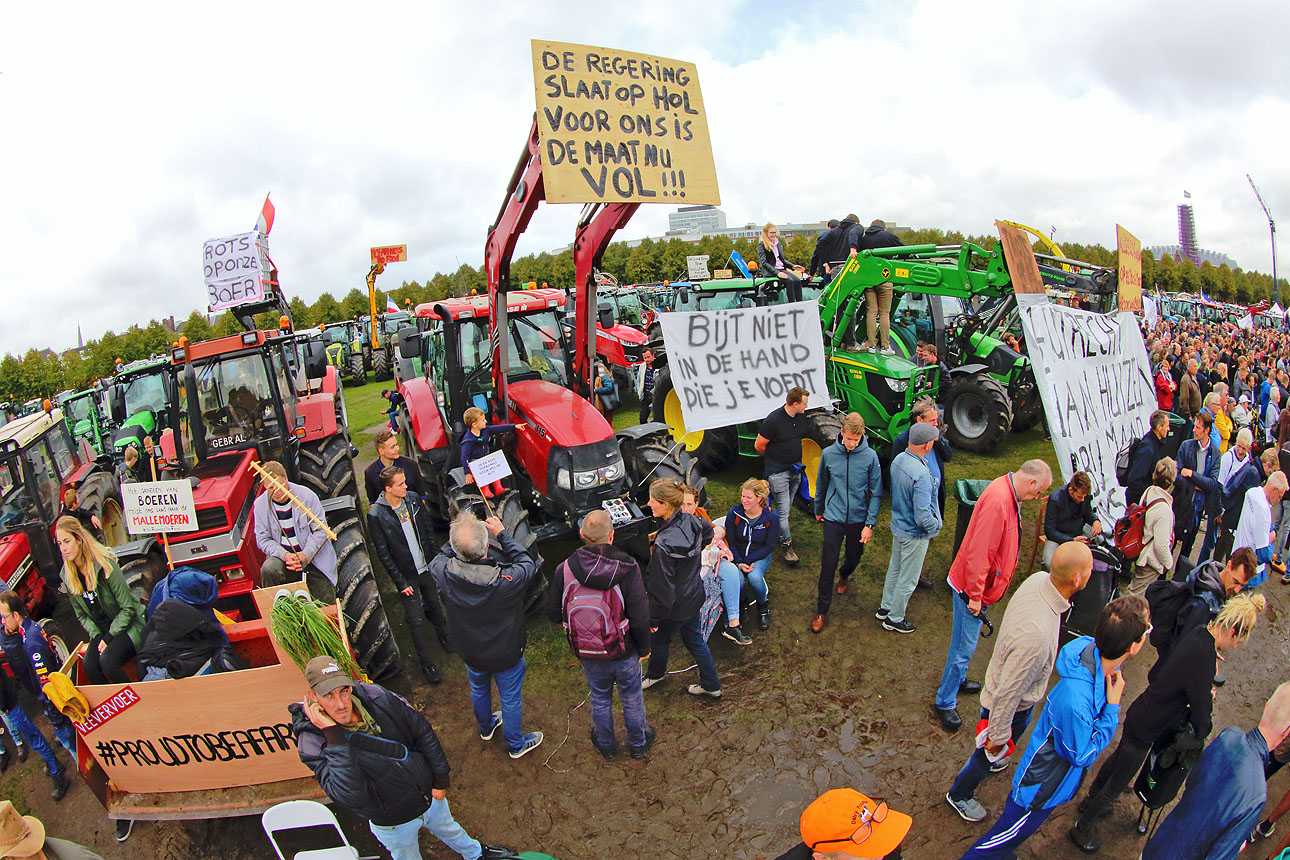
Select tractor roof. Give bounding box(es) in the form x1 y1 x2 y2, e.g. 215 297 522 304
181 329 285 362
414 288 566 321
0 409 62 449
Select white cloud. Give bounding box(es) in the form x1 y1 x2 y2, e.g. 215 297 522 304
1 0 1286 355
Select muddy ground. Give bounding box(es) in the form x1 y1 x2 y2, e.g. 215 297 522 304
10 428 1290 859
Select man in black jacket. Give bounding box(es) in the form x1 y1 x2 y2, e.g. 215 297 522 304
430 512 543 760
290 656 510 860
807 214 860 285
363 427 425 505
1125 410 1171 506
368 466 451 685
545 510 655 759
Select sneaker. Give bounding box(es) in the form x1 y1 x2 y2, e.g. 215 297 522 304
858 342 873 352
810 614 825 633
629 725 657 759
508 731 545 760
51 771 70 802
722 625 753 646
841 341 863 353
1275 556 1287 575
989 759 1008 773
836 579 848 595
945 793 987 822
1067 821 1100 854
115 819 133 842
782 543 799 565
1256 819 1276 838
479 711 503 741
588 728 618 760
479 846 515 860
640 673 666 689
880 346 897 356
687 684 722 699
15 744 26 762
874 607 890 620
882 618 916 634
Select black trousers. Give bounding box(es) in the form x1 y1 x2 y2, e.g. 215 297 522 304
639 396 652 425
817 520 866 616
1076 735 1153 827
777 272 803 303
400 569 449 669
85 632 136 685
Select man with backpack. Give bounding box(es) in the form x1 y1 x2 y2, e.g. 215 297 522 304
1144 547 1256 683
1121 411 1171 507
544 510 655 760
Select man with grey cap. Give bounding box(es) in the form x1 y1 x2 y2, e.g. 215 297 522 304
877 421 943 634
289 656 511 860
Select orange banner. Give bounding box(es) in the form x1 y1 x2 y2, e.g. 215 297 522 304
1116 225 1143 312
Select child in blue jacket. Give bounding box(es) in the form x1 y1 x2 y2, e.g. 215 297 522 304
461 407 515 498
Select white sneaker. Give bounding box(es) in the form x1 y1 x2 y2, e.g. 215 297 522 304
687 684 722 699
945 793 987 822
641 674 666 690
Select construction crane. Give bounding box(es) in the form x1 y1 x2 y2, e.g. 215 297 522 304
1248 173 1279 303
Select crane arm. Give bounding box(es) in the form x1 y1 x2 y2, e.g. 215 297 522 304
1248 174 1276 224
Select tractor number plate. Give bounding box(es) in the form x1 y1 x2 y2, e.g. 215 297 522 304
602 498 632 525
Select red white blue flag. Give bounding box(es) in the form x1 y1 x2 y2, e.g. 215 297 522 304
386 296 399 313
255 194 275 235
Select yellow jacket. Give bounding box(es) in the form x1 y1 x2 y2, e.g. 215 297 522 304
1214 407 1233 454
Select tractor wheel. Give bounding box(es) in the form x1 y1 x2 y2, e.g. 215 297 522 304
796 410 846 511
76 470 127 547
620 429 706 508
299 434 358 500
333 514 402 681
347 353 366 387
647 322 662 344
945 373 1013 454
121 553 167 603
371 345 392 381
37 619 71 666
651 367 738 473
491 490 546 615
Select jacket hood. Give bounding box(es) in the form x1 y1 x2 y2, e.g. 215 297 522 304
656 512 711 554
568 544 638 590
147 566 219 615
1192 559 1227 599
1056 636 1101 687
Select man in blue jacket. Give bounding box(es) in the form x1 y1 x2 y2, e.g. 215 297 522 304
811 413 881 633
877 423 942 634
956 595 1149 860
1175 412 1221 560
0 591 76 762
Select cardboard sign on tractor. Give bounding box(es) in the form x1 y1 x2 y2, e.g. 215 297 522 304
121 480 198 535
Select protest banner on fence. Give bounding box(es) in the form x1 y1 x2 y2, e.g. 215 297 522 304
530 40 719 205
1116 225 1143 312
204 231 271 312
658 301 829 433
122 480 198 535
1018 302 1155 523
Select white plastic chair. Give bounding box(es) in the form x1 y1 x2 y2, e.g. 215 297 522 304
262 800 364 860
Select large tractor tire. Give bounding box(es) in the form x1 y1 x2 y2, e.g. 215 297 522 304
945 373 1013 454
121 552 167 602
371 345 392 381
796 410 846 511
76 470 127 547
346 353 366 387
491 491 546 615
299 434 358 500
651 366 738 473
332 514 402 681
38 619 72 666
621 428 707 508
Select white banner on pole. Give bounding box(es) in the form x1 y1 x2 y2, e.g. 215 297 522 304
1143 296 1158 328
658 301 829 433
1018 304 1156 524
204 230 271 312
122 480 198 535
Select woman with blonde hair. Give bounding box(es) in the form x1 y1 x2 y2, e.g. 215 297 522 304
56 515 146 684
1127 457 1176 597
718 478 779 644
1069 590 1266 850
755 223 806 302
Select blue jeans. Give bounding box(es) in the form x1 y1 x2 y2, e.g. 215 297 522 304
646 616 720 693
717 558 770 625
582 656 647 748
3 703 59 777
765 469 800 544
881 535 930 623
957 797 1052 860
935 592 985 710
0 711 26 748
466 657 526 753
369 796 481 860
947 706 1034 801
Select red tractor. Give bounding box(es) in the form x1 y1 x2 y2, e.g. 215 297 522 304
394 119 704 606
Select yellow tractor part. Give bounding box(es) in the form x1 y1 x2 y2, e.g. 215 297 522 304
662 387 704 452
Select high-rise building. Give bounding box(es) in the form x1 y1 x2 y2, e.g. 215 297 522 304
667 205 727 234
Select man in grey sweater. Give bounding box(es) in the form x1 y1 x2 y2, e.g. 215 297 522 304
944 541 1093 822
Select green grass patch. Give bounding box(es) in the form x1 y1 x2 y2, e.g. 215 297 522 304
343 383 393 437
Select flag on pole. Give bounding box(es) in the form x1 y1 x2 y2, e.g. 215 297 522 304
255 194 275 235
386 296 399 313
1183 190 1192 199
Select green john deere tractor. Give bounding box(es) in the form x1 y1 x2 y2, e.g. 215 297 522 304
56 387 109 457
104 357 174 457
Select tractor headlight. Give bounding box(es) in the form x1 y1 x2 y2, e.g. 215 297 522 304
556 468 571 490
885 377 909 393
603 461 623 481
575 471 597 488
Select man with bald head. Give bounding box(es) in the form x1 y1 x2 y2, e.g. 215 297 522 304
945 542 1092 822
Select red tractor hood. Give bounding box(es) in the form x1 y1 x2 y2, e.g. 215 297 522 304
0 532 31 589
507 380 613 448
603 323 646 345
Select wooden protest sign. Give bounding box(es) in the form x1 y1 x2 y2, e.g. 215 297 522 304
468 450 512 486
121 480 197 535
995 222 1047 295
531 40 720 205
370 244 408 266
1116 225 1143 312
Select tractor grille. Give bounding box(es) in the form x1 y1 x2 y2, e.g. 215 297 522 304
195 506 230 533
622 341 644 363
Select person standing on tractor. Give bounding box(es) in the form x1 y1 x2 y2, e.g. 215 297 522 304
806 214 860 286
459 408 515 499
879 423 942 635
253 460 338 604
852 219 904 355
811 413 881 633
757 223 806 303
56 517 145 686
755 387 810 565
932 460 1053 733
364 427 425 506
367 466 452 686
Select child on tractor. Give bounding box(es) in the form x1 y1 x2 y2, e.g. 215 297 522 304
461 407 515 498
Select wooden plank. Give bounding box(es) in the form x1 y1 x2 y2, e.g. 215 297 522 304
995 222 1046 295
104 777 326 821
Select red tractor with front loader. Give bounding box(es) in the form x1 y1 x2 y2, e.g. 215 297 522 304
394 119 704 607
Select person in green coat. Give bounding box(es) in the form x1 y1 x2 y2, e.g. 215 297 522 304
55 516 145 685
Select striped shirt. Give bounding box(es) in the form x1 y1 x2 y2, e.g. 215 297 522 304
273 498 302 554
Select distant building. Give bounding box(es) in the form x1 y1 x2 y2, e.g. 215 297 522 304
667 205 727 234
1147 244 1240 270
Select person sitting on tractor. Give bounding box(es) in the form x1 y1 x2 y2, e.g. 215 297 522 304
58 486 102 542
756 223 806 303
252 461 338 604
461 408 516 499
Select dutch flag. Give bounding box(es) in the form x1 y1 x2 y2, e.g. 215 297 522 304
386 296 399 313
254 194 275 236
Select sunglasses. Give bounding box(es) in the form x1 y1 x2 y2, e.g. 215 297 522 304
809 799 888 851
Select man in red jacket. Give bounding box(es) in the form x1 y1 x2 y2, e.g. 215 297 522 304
931 460 1052 733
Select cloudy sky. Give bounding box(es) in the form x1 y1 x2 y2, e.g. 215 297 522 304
2 0 1287 354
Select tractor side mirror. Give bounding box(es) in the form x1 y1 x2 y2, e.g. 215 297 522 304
301 341 328 380
398 326 422 359
108 384 126 424
597 301 615 330
676 286 690 305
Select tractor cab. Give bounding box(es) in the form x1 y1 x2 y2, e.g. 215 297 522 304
57 388 109 458
106 358 174 457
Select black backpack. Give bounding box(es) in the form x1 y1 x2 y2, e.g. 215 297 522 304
1144 578 1199 652
1116 437 1142 486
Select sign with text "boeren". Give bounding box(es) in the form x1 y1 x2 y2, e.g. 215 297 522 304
531 40 719 205
122 480 198 535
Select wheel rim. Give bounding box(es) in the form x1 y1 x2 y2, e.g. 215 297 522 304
663 389 703 452
101 499 127 547
801 439 825 498
951 391 990 438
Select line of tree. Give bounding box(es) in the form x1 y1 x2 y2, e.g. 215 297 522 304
3 228 1284 403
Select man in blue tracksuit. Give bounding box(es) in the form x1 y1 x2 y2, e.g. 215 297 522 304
956 595 1150 860
810 413 881 633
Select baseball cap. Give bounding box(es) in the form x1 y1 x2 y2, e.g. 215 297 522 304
800 789 911 859
909 423 939 446
305 656 354 697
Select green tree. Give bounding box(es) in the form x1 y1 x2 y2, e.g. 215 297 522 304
288 297 314 329
313 292 343 324
213 312 243 337
342 288 370 320
181 311 215 343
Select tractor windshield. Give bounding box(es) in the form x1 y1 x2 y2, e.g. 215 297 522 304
122 371 168 420
509 311 569 385
614 293 643 325
178 353 277 469
63 395 93 429
0 456 38 530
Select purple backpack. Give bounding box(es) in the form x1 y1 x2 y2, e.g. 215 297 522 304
560 562 630 661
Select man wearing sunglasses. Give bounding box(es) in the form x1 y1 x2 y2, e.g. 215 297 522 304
773 788 912 859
